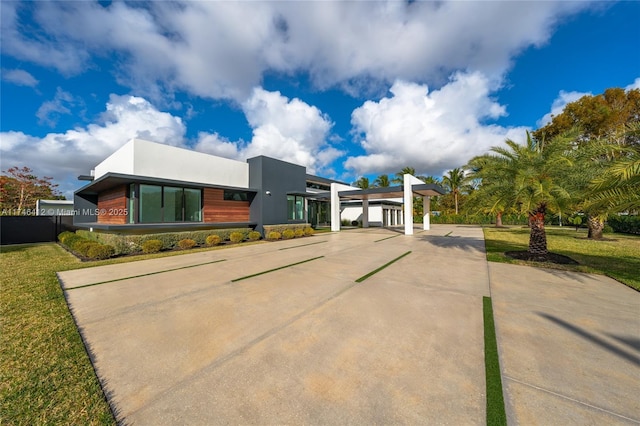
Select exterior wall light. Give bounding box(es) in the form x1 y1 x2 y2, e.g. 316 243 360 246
265 191 271 196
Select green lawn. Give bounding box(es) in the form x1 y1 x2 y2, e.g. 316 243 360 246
483 226 640 291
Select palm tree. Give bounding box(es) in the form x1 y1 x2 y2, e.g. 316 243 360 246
354 176 370 189
441 168 467 214
373 174 391 187
419 175 440 184
392 167 417 185
465 155 511 227
487 131 575 257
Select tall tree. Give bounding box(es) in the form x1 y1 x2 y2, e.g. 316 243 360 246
373 174 391 187
535 88 640 238
482 132 575 257
354 176 370 189
441 168 467 214
465 155 511 227
392 167 418 185
0 167 62 215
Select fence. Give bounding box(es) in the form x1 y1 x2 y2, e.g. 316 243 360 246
0 216 76 245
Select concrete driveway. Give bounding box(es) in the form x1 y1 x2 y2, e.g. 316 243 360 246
58 225 640 425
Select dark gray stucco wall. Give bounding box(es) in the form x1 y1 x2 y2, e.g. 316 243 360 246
248 156 307 233
73 193 98 225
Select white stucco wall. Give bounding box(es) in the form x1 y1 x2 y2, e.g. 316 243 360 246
93 139 249 188
94 139 135 179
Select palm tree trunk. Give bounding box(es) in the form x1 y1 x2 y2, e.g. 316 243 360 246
528 205 548 257
454 191 459 214
586 215 605 240
495 211 503 227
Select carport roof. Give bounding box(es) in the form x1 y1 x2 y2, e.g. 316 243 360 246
338 184 444 200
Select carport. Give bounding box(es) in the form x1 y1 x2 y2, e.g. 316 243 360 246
329 174 445 235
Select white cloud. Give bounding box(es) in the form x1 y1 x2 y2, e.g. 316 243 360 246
537 90 591 127
626 77 640 90
1 1 591 101
36 88 80 127
0 95 186 198
195 88 342 174
1 68 39 87
344 72 528 177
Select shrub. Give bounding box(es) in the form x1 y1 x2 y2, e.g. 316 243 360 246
206 234 221 246
61 235 85 250
74 240 102 257
603 224 614 234
608 215 640 235
248 231 261 241
282 229 295 240
86 244 115 260
57 231 75 244
229 232 245 243
177 239 197 249
267 231 281 241
304 227 314 236
142 239 163 253
294 228 304 238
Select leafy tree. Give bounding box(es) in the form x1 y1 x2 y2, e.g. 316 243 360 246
533 87 640 145
583 125 640 215
392 167 423 185
0 167 62 215
480 132 575 257
441 168 468 214
354 176 370 189
535 88 640 238
373 174 391 187
465 155 512 227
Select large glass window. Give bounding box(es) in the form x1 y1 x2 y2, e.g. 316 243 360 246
287 195 305 221
184 188 202 221
139 184 162 223
163 186 183 222
134 184 201 223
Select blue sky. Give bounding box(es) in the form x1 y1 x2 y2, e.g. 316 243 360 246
1 1 639 198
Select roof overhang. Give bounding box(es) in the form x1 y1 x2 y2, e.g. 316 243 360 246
338 184 444 200
75 172 258 196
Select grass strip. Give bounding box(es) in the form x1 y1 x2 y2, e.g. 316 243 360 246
279 241 327 251
483 296 507 426
355 251 411 283
374 234 401 242
231 256 324 282
66 259 226 290
1 243 115 425
444 231 453 237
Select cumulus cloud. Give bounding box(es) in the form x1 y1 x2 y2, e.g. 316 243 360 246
195 88 342 174
1 69 39 87
626 77 640 90
36 88 82 127
0 95 186 197
1 1 591 101
537 90 591 127
344 72 528 177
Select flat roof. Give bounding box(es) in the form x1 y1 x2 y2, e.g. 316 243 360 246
338 184 445 200
75 173 258 195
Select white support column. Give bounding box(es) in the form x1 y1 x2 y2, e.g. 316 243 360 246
362 197 369 228
330 183 341 232
404 175 413 235
423 196 430 230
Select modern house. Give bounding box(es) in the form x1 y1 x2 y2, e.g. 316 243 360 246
74 139 444 235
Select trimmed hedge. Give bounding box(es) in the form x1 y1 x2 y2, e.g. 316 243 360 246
248 231 261 241
142 240 163 253
57 231 116 260
608 215 640 235
76 228 253 255
177 239 197 249
206 235 222 246
263 223 310 234
267 231 282 241
282 229 295 240
229 232 245 243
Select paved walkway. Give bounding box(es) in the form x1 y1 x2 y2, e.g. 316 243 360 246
57 225 640 425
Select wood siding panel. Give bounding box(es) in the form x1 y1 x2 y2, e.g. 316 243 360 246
97 185 128 224
203 188 250 223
